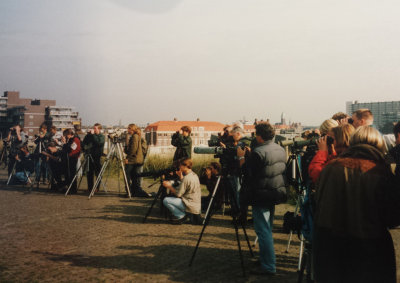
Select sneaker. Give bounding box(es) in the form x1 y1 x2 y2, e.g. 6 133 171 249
171 215 188 225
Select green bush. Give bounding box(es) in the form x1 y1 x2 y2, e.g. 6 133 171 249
143 154 218 176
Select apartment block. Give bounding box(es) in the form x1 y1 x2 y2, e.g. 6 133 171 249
45 106 80 131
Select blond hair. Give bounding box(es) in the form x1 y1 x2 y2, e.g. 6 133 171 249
128 124 141 136
319 119 339 135
331 124 355 148
350 126 386 153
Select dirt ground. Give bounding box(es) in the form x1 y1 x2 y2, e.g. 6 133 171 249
0 169 399 283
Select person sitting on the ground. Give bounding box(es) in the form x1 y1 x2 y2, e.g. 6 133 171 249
162 158 201 225
11 145 34 185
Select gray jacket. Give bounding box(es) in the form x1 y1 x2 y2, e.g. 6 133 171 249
245 140 287 206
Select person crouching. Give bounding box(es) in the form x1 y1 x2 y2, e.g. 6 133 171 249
162 158 202 225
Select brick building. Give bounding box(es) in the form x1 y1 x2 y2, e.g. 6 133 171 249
0 91 81 138
0 91 56 137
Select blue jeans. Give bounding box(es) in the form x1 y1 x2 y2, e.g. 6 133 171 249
35 158 48 182
253 205 276 273
163 197 186 219
14 171 31 184
227 175 241 208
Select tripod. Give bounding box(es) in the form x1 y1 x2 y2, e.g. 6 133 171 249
189 175 254 276
285 150 314 282
65 153 105 196
88 141 131 199
6 158 33 187
142 179 170 223
34 139 48 186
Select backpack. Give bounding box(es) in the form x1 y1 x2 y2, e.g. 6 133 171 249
141 138 148 159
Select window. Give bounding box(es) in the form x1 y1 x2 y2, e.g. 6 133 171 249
199 127 204 131
29 129 33 132
29 115 34 119
29 122 33 126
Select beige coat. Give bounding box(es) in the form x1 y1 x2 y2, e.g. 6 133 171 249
176 171 201 214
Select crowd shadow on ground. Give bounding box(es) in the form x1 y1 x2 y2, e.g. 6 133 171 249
36 243 298 282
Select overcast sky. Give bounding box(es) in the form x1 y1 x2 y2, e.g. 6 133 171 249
1 0 400 126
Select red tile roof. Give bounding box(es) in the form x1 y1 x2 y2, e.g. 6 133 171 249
145 121 226 132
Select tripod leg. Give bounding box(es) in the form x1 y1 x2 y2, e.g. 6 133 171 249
76 156 89 191
116 143 131 198
65 157 87 196
286 196 301 253
143 185 163 223
239 220 254 257
189 209 213 267
298 235 305 271
202 176 221 225
232 216 246 277
89 158 109 199
89 144 116 199
7 161 17 185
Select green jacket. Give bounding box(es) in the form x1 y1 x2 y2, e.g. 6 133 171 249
82 133 105 157
171 133 192 162
125 133 144 165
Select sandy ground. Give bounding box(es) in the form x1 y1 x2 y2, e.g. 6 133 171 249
0 169 399 283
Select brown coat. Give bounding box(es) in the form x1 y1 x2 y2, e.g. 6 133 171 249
315 144 400 239
125 134 144 165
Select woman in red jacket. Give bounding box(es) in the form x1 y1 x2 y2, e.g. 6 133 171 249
308 123 354 184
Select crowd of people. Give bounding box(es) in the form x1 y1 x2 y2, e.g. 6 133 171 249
2 108 400 281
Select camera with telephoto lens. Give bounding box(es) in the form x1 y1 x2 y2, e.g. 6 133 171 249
108 128 127 143
279 135 333 152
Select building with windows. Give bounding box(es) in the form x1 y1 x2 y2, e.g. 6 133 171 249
144 120 226 155
0 91 81 138
0 91 56 137
346 100 400 130
45 106 80 132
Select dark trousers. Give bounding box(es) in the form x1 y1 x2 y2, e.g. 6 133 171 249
67 157 78 193
125 164 146 196
49 160 64 190
87 155 101 191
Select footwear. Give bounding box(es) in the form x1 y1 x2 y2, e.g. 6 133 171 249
249 267 276 276
189 214 203 225
171 215 188 225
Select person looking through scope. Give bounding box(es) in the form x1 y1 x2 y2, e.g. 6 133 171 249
43 141 65 191
171 126 192 162
240 123 287 276
82 123 105 193
6 124 27 177
124 124 151 197
162 158 202 225
33 123 51 185
200 162 223 212
308 123 355 184
313 126 400 283
351 108 373 128
49 126 63 148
